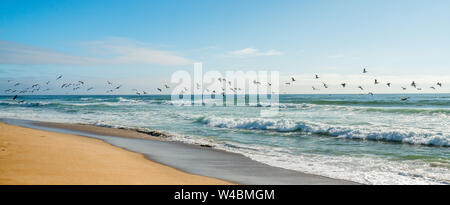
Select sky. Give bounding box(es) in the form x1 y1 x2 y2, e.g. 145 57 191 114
1 0 450 94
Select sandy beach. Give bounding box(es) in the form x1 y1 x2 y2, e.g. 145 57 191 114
0 122 232 185
0 118 357 185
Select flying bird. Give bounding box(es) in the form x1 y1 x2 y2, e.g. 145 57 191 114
315 74 320 79
13 95 18 100
386 83 391 87
157 88 162 92
322 82 328 88
374 79 379 85
358 86 364 90
401 97 410 101
164 84 170 88
291 77 296 82
411 81 417 88
430 86 436 90
341 83 346 88
363 68 367 73
437 82 442 87
401 87 407 90
56 75 63 80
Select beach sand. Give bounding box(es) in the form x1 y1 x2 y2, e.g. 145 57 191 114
0 122 232 185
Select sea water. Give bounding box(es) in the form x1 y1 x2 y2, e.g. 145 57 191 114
1 94 449 184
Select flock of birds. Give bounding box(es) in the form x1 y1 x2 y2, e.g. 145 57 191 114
2 68 445 103
284 68 443 101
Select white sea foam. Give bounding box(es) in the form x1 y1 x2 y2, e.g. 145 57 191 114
199 116 450 146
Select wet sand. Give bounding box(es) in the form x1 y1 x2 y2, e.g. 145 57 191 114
0 122 232 185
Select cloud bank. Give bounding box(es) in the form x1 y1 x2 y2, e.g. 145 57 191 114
0 38 193 66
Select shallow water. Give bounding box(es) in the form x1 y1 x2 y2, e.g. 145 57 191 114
1 94 449 184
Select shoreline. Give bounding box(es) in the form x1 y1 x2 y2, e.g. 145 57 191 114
0 118 359 185
0 122 232 185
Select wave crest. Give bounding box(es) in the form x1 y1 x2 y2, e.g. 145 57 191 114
198 116 450 147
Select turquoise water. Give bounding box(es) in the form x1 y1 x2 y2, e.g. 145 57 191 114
1 94 449 184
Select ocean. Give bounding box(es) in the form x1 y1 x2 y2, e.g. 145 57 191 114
1 94 449 184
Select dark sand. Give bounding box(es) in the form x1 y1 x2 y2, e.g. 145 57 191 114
1 118 359 185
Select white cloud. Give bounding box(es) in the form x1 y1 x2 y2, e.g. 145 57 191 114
0 38 193 66
227 47 283 57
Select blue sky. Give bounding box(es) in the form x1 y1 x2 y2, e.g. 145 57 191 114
1 0 450 94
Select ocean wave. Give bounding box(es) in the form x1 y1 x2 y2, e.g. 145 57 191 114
197 117 450 147
285 99 450 107
353 107 450 115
